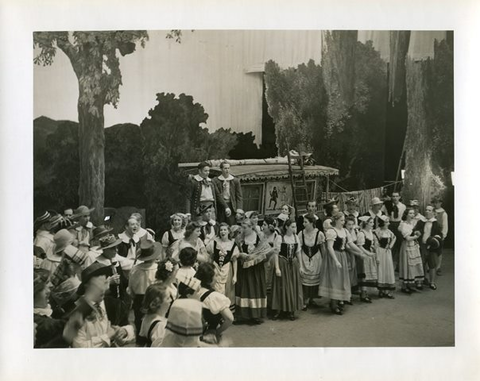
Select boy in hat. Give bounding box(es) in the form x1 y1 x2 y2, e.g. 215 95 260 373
92 234 130 326
212 161 243 225
128 240 162 340
432 196 448 275
297 200 323 233
363 197 385 229
186 161 227 218
71 262 135 348
416 204 443 289
71 205 96 253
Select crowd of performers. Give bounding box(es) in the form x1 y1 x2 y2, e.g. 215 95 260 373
33 161 449 348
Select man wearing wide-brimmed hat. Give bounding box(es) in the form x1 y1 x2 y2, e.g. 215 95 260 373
91 233 131 326
71 205 96 253
38 222 70 277
88 225 113 256
70 262 135 348
128 240 163 340
363 197 385 229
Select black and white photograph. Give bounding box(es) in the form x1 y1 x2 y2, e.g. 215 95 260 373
1 0 479 380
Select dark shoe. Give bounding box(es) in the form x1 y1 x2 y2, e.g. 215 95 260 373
401 288 412 294
271 312 281 321
289 312 296 321
416 284 424 290
423 279 431 286
430 283 437 290
360 296 372 303
345 299 353 305
331 306 342 315
338 301 345 309
408 287 418 293
378 291 385 298
302 305 308 311
385 293 395 299
308 300 319 307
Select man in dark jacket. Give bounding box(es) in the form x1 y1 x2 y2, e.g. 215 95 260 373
186 161 228 219
416 204 443 290
212 161 243 225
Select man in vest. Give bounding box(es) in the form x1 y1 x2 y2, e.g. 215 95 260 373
186 161 227 220
416 204 443 290
297 200 323 233
212 161 243 225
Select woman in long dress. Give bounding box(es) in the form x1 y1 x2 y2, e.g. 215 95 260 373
206 223 239 313
344 216 360 303
398 208 425 293
261 216 280 294
356 216 379 303
271 219 304 321
374 215 396 299
318 213 362 315
235 219 268 324
298 214 325 310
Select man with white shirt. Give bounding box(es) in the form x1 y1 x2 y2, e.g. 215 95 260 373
363 197 385 229
70 205 96 253
187 161 228 220
432 196 448 276
343 197 360 228
383 192 406 269
416 205 443 290
213 161 243 225
297 200 323 233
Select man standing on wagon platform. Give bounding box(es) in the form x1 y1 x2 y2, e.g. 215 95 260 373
186 161 228 221
213 161 243 225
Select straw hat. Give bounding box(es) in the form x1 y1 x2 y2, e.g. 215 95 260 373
98 234 122 250
73 205 95 219
92 225 113 240
53 229 74 254
323 198 339 208
165 298 204 337
136 240 162 262
409 200 419 207
371 197 383 206
346 196 358 205
426 236 441 251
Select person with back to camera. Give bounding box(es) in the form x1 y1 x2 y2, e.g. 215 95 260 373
137 284 168 347
154 258 179 318
194 262 234 345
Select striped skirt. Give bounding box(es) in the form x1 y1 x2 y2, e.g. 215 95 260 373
235 262 267 319
399 240 424 284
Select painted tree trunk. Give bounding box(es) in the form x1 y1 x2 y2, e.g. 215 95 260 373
77 88 105 225
402 58 434 207
389 31 411 105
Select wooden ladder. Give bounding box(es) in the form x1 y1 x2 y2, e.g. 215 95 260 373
291 155 310 213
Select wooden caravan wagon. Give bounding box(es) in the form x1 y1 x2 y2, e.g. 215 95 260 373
179 158 339 216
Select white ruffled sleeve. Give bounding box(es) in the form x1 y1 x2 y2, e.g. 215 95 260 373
325 229 336 242
204 291 231 315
